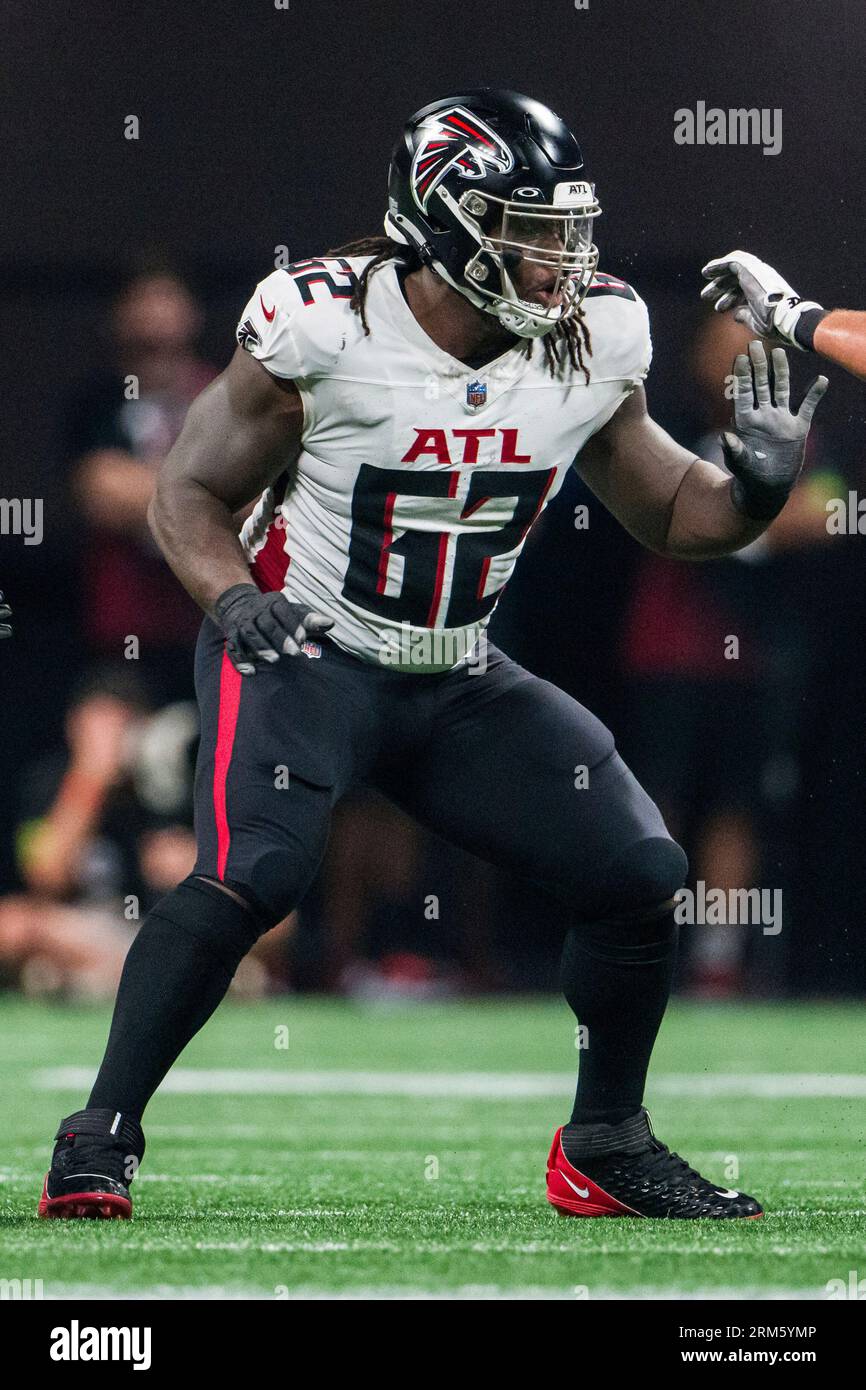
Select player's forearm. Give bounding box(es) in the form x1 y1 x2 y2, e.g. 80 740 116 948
812 309 866 381
663 457 766 558
148 477 253 619
23 770 111 896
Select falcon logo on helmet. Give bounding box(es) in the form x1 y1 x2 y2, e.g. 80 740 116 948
387 89 601 341
410 106 515 212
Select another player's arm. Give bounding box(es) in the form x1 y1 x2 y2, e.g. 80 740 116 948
149 346 332 674
702 248 866 382
808 312 866 381
574 342 827 559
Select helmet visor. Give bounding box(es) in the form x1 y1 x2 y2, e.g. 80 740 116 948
477 191 600 322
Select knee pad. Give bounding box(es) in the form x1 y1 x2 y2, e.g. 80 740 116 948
194 776 331 926
231 843 322 926
593 835 688 921
147 875 273 973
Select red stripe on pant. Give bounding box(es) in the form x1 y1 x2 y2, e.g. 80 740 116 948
213 649 243 880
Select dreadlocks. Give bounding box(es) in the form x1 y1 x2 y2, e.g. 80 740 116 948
326 234 592 384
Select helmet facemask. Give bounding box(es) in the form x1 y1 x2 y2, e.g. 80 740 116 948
438 181 601 339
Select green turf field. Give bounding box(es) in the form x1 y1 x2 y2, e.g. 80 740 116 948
1 996 864 1299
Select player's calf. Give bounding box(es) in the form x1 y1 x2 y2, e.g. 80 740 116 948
36 876 275 1221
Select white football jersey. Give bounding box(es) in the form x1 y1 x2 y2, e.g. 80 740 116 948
236 254 651 671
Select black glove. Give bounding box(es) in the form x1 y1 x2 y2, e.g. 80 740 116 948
214 583 333 676
721 341 828 521
0 590 11 640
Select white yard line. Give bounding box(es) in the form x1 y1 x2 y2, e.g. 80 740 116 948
40 1282 827 1301
33 1067 866 1098
5 1233 857 1256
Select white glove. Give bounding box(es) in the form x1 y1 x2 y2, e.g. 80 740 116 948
700 250 823 349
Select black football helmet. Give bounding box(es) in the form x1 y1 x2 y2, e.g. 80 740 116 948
385 88 601 339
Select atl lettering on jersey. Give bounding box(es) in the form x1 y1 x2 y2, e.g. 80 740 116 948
237 256 650 671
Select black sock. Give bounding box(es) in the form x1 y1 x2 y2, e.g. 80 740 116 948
88 878 261 1119
561 907 678 1125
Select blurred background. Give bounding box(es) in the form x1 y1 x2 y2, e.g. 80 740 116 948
1 0 865 1004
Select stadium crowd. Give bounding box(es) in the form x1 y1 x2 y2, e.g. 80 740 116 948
2 264 864 1002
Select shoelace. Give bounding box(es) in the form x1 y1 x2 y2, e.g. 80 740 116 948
632 1142 705 1186
60 1138 129 1179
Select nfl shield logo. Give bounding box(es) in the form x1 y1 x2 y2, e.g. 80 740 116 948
466 379 487 408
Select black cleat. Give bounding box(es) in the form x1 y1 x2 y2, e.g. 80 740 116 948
38 1108 145 1220
547 1108 763 1219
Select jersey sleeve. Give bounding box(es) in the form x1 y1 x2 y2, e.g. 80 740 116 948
236 260 364 381
581 274 653 387
235 268 307 379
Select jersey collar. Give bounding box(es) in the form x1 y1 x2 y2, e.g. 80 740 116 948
376 260 534 412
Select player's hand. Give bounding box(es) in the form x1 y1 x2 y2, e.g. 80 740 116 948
700 249 823 348
0 591 11 639
214 583 334 675
69 696 138 786
721 341 828 520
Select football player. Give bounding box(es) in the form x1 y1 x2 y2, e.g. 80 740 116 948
702 249 866 381
39 91 827 1222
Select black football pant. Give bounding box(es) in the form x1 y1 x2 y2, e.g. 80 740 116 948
89 621 686 1123
192 619 682 918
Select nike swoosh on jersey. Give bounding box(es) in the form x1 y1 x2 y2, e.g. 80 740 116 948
260 296 276 322
561 1171 590 1199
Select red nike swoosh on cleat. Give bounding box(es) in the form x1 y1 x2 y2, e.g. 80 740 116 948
260 296 276 322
